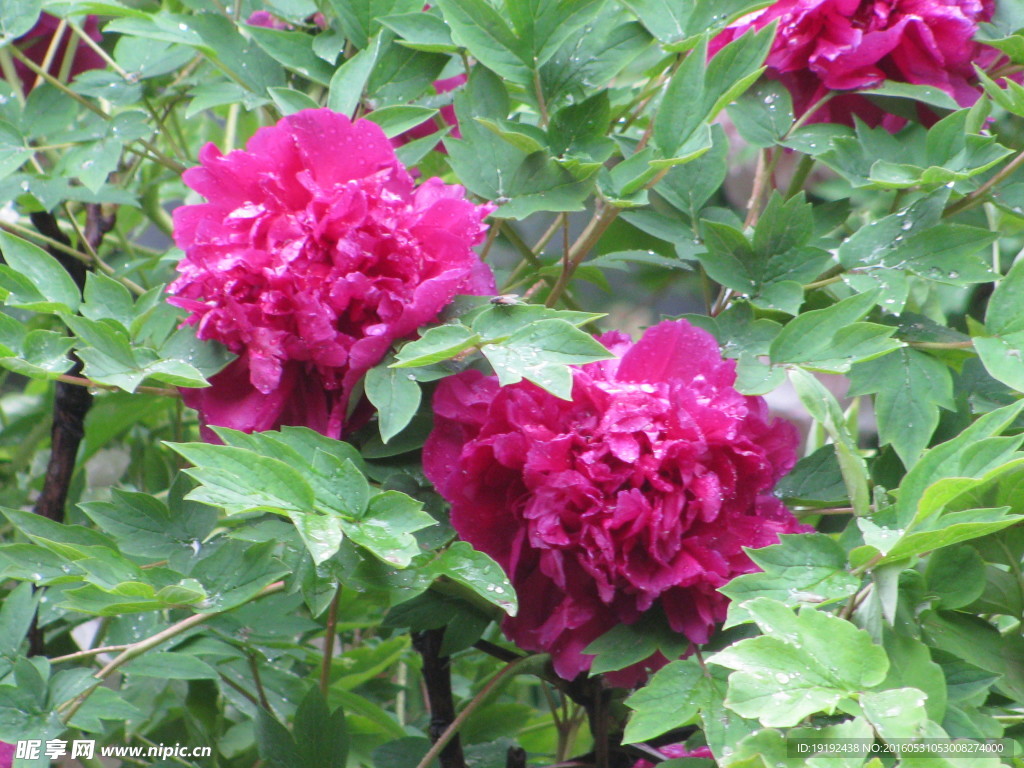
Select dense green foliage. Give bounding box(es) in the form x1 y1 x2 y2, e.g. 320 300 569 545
1 0 1024 766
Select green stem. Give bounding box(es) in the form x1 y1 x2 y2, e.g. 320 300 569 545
545 203 619 307
785 154 816 199
319 585 342 695
0 48 26 105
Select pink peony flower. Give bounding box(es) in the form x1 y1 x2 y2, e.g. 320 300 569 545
0 741 13 768
713 0 997 127
634 744 714 767
394 74 466 152
169 109 494 438
424 320 806 684
7 13 104 89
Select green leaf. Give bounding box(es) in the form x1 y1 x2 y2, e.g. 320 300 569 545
0 582 38 657
268 86 321 115
365 361 421 443
656 28 771 157
925 545 987 610
481 318 613 399
774 446 848 506
727 79 794 148
655 123 729 220
380 11 457 52
292 512 346 566
619 0 766 45
294 688 349 768
392 324 481 367
246 25 335 85
470 304 603 340
789 369 870 517
190 540 289 612
363 104 439 137
708 599 889 727
549 91 611 156
859 80 960 111
67 686 144 734
169 442 317 514
434 0 526 82
976 256 1024 391
0 329 76 379
848 348 954 467
446 69 593 218
861 687 930 741
720 534 860 627
343 491 434 566
327 34 381 116
892 400 1024 528
0 230 81 312
124 652 219 680
879 630 947 723
81 272 135 327
585 610 687 676
922 610 1024 702
427 541 517 615
0 0 41 45
975 334 1024 392
0 507 118 556
0 120 32 178
771 291 899 371
328 0 420 49
256 706 302 768
623 659 705 743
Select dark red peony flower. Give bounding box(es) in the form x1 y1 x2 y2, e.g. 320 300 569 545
169 109 494 438
634 744 714 767
713 0 998 127
424 320 806 684
0 741 13 768
7 13 104 89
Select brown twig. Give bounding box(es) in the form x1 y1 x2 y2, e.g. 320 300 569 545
414 655 534 768
60 581 286 723
319 586 342 695
945 149 1024 217
413 629 466 768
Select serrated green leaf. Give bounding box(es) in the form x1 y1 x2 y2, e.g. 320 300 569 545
708 599 888 727
721 534 860 627
623 659 706 743
481 318 613 399
169 442 317 514
342 491 434 566
848 348 954 466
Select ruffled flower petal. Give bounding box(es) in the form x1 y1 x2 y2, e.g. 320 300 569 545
424 319 808 682
712 0 997 128
169 109 494 437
